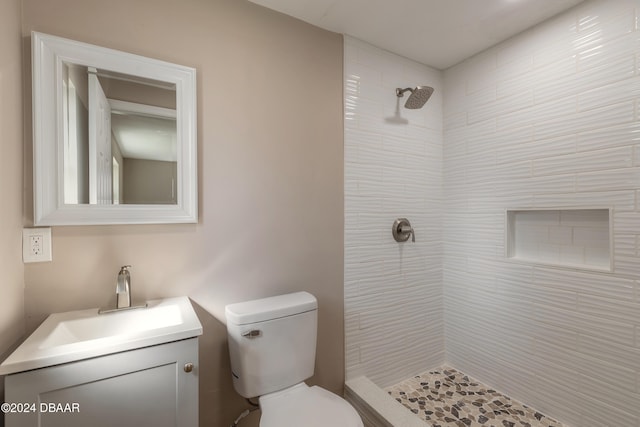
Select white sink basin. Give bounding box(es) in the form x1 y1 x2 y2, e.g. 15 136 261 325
0 296 202 375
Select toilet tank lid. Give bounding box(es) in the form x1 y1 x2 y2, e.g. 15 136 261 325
225 291 318 325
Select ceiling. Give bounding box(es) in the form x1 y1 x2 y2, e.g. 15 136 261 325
111 114 177 162
248 0 585 70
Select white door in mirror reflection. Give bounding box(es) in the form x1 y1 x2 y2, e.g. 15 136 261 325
88 71 113 204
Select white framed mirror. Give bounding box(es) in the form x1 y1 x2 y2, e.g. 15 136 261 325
32 32 197 225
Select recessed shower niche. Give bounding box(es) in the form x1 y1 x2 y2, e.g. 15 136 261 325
506 208 612 272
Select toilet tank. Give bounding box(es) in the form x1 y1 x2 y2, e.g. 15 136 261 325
225 292 318 398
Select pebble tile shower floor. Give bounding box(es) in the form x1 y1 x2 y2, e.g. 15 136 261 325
386 366 563 427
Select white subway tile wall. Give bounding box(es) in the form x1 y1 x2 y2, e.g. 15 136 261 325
344 36 445 388
444 0 640 426
345 0 640 425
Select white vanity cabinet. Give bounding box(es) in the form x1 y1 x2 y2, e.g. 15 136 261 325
4 338 199 427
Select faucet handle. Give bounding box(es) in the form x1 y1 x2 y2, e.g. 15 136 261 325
117 265 131 286
392 218 415 243
118 265 132 280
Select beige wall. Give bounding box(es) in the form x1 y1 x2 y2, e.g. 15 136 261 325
21 0 344 426
0 0 26 363
123 158 177 204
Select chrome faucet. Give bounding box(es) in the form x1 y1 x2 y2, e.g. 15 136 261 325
116 265 132 309
98 265 146 314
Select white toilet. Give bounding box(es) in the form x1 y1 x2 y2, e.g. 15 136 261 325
225 291 364 427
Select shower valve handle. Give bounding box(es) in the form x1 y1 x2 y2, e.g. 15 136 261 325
392 218 415 243
401 224 415 243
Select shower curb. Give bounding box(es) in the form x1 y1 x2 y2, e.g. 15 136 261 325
345 376 430 427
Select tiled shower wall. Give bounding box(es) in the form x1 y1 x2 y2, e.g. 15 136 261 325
344 36 444 387
443 0 640 425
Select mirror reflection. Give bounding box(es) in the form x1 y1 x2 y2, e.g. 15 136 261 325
62 63 178 205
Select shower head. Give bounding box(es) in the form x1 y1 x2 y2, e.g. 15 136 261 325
395 86 434 109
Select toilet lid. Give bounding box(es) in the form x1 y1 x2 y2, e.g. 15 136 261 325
259 383 363 427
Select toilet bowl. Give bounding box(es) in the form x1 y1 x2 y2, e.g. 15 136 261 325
225 292 363 427
259 383 362 427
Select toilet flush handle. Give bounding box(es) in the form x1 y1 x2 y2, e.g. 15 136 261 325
242 330 262 339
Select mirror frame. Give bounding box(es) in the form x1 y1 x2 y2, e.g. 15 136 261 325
32 31 197 225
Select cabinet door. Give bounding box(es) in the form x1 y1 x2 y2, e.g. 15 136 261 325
5 339 198 427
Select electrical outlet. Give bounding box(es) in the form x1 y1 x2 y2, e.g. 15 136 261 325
30 235 42 255
23 228 52 263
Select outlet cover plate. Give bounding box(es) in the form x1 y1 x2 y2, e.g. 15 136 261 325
23 228 52 263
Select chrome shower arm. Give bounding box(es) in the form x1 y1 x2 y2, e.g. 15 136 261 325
396 87 413 97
